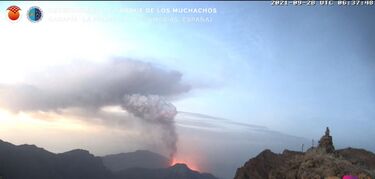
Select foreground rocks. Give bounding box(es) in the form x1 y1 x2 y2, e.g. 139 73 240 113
234 128 375 179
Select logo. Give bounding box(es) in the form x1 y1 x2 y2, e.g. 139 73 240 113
7 5 21 21
27 6 43 23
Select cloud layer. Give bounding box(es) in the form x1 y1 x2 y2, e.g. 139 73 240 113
0 59 190 112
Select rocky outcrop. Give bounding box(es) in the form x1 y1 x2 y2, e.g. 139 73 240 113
317 127 335 153
234 128 375 179
233 149 304 179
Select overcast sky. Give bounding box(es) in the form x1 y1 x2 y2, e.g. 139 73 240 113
0 2 374 179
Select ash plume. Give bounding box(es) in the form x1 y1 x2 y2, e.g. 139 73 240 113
122 94 178 159
0 59 190 159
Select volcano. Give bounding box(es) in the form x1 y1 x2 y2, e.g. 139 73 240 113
171 157 201 172
113 163 218 179
0 139 218 179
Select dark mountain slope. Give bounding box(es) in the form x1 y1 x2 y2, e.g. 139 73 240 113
0 139 218 179
102 150 170 171
0 140 112 179
114 163 218 179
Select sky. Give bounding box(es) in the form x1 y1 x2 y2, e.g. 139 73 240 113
0 2 374 179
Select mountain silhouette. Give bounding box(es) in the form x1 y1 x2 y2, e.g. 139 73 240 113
0 139 218 179
102 150 170 172
0 140 112 179
114 163 218 179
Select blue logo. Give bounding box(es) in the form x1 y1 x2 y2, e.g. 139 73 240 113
27 6 42 23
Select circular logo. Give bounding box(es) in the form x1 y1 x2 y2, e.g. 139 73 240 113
7 5 21 21
27 6 43 23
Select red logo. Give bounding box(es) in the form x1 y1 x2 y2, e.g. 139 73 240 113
7 6 21 21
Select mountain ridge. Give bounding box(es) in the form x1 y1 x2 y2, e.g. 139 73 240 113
234 128 375 179
0 139 218 179
114 163 218 179
102 149 170 171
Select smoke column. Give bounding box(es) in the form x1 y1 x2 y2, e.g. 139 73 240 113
121 94 178 160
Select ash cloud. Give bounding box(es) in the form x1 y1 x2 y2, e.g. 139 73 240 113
0 59 190 158
0 59 190 111
122 94 178 158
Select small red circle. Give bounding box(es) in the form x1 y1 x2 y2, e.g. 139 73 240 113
7 6 21 21
8 11 20 21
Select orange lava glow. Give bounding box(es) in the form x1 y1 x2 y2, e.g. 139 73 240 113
171 157 200 171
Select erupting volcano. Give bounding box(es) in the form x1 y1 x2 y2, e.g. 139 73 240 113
170 157 201 172
122 94 207 174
